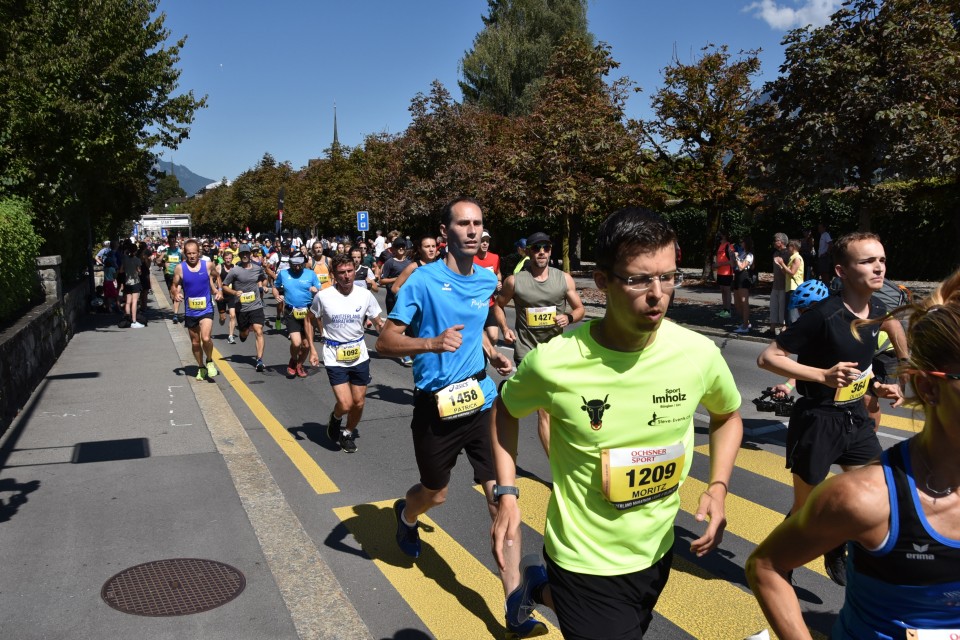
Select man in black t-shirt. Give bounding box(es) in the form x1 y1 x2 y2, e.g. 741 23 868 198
757 231 904 586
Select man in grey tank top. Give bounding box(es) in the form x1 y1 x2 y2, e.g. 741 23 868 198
497 231 584 454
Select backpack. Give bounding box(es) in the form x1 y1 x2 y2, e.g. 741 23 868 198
874 279 912 311
830 277 912 312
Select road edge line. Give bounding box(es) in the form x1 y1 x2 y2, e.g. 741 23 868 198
153 271 372 640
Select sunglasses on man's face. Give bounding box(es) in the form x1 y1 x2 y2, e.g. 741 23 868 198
531 243 552 253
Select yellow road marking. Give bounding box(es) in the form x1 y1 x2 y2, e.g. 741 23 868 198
334 499 562 639
509 480 826 639
694 445 836 488
212 347 338 494
680 477 827 578
879 412 923 436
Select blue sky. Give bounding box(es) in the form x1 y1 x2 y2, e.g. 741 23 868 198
155 0 841 183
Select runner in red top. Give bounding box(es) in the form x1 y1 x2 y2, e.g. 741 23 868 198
474 230 511 345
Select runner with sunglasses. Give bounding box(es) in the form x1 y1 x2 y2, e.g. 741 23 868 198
497 231 585 455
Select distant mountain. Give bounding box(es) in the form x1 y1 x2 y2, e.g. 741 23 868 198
153 160 216 196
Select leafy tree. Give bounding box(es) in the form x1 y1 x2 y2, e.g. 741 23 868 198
289 144 358 236
750 0 960 230
516 36 645 270
350 132 409 233
0 0 205 279
459 0 591 116
638 44 764 277
183 180 233 233
400 81 497 225
152 171 186 210
231 153 296 232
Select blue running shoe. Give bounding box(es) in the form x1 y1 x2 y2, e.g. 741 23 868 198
505 554 548 627
394 499 421 558
505 616 548 640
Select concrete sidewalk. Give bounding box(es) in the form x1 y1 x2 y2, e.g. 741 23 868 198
0 278 371 640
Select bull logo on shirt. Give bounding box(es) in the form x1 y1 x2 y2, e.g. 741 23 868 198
581 395 610 431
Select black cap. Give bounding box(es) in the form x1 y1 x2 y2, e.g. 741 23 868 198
526 232 551 246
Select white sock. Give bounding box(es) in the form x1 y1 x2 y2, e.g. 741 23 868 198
401 508 417 528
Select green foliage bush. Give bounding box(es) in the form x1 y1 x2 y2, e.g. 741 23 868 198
0 198 43 324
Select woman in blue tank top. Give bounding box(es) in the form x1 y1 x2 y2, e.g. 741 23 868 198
747 268 960 639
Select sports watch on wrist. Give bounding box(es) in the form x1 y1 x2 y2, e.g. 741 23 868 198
493 484 519 501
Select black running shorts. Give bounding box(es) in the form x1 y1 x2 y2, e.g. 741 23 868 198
410 393 495 491
237 307 265 331
184 312 214 330
544 548 673 640
786 397 881 485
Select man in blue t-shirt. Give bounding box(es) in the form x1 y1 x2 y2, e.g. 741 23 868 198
375 197 520 620
273 255 320 378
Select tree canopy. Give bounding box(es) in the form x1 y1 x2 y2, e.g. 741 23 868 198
639 45 764 276
0 0 205 276
750 0 960 229
459 0 591 116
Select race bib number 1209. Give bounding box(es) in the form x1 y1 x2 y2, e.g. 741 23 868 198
601 443 685 510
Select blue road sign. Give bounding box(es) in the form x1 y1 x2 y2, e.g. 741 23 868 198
357 211 369 232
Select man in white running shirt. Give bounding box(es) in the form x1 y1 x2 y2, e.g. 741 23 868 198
306 254 385 453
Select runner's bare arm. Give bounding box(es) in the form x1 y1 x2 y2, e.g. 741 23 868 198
375 320 462 357
495 274 515 309
747 468 888 640
690 409 742 557
390 262 418 295
305 310 322 366
208 261 222 301
558 272 585 327
482 330 513 376
490 397 522 572
758 342 860 388
169 264 184 302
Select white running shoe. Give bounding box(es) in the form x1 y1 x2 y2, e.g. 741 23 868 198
130 322 145 328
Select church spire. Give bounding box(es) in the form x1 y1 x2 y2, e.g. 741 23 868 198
332 102 339 148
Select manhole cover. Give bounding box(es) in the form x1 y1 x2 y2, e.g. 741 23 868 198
102 558 245 616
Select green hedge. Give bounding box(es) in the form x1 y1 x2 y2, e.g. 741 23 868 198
0 198 43 324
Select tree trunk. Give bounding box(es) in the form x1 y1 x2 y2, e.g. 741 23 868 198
701 206 722 280
562 208 571 272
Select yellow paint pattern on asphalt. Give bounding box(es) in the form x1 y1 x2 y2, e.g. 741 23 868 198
879 412 923 436
212 347 338 494
334 499 562 640
508 479 822 639
694 445 835 487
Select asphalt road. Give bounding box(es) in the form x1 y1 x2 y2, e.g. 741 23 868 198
172 280 921 640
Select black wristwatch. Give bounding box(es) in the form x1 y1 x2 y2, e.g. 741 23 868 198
493 484 520 502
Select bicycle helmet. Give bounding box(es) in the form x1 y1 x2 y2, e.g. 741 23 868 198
788 279 829 311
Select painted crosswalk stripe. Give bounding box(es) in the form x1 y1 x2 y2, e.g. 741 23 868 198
334 499 563 639
212 347 338 494
504 479 826 639
693 444 836 488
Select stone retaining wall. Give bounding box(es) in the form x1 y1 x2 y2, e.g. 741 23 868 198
0 263 88 436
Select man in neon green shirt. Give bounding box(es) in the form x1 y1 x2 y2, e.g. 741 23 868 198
491 207 743 639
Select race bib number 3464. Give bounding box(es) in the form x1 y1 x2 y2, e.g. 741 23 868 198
601 443 685 510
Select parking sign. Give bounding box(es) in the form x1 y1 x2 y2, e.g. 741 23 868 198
356 211 369 232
